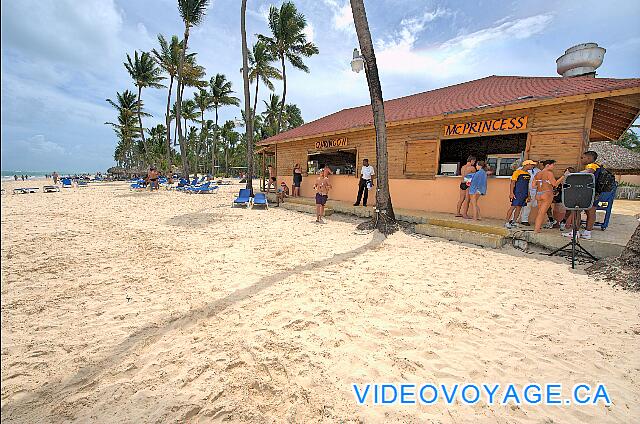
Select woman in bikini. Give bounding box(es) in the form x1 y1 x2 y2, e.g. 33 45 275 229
532 160 566 233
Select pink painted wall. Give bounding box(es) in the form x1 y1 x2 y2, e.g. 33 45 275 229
280 174 541 220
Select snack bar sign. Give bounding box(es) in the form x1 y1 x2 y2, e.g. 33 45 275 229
315 137 348 149
443 116 528 136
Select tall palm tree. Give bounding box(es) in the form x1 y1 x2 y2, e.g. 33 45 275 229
248 41 282 129
210 73 240 172
194 88 213 173
152 34 182 172
257 1 318 134
176 0 210 177
350 0 396 234
241 0 254 194
124 51 165 162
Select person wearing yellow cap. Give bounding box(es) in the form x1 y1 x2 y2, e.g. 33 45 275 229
504 160 536 229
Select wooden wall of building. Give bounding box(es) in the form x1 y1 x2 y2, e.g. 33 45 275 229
272 99 594 179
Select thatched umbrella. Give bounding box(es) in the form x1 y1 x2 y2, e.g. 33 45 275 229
588 141 640 175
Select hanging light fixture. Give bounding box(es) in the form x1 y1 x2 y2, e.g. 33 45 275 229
351 48 364 73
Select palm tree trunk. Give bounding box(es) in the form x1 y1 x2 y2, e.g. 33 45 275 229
136 86 149 164
165 76 174 173
241 0 254 194
176 28 190 177
199 110 205 176
350 0 396 233
276 56 286 134
212 106 219 175
252 76 260 133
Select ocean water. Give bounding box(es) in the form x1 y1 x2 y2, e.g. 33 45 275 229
1 171 92 181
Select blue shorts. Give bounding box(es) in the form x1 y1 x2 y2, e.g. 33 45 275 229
315 193 328 205
511 196 528 206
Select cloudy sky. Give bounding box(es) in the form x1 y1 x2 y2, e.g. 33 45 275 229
1 0 639 172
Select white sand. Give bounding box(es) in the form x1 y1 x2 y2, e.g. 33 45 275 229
1 180 639 423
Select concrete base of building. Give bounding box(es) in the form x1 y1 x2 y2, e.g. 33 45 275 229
265 193 628 258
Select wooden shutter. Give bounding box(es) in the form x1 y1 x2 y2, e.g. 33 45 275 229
404 139 439 179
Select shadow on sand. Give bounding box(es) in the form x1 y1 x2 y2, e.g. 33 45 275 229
1 232 385 422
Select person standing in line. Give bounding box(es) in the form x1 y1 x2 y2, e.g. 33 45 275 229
314 167 332 223
353 158 375 207
532 160 566 233
468 161 488 221
504 160 535 228
519 161 542 225
455 156 477 218
562 151 601 240
292 163 303 197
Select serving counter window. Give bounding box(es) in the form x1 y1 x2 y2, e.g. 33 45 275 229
307 149 357 175
438 133 527 177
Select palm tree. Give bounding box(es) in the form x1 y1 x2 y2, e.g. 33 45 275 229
176 0 210 177
152 34 182 172
248 41 282 129
241 0 254 194
106 90 148 168
194 89 213 173
350 0 396 234
210 73 240 172
261 93 281 137
284 103 303 130
220 120 239 174
124 51 165 162
257 1 318 134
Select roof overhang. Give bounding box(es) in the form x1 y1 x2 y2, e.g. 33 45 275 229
257 86 640 146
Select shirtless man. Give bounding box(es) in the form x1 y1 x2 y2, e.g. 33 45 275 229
267 165 276 192
314 167 332 223
455 156 476 218
147 166 160 190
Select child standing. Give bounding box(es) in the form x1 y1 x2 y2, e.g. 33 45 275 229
504 160 535 229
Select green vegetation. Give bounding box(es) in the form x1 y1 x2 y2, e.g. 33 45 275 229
107 1 316 177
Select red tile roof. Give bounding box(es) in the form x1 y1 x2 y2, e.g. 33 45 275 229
260 75 640 144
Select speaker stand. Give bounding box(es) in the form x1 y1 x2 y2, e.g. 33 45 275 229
548 210 597 269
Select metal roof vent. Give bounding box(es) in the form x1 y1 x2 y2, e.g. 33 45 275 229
556 43 606 77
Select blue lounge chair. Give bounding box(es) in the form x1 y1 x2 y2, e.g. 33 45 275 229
189 182 219 194
252 192 269 209
581 183 617 230
184 182 209 192
61 178 73 188
233 189 252 208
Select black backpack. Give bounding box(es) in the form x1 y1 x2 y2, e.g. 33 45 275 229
596 166 615 194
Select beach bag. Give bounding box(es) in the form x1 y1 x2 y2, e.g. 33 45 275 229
595 166 615 194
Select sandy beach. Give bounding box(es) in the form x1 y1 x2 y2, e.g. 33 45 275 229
1 179 639 423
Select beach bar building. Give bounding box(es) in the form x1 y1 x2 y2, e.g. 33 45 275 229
258 74 640 219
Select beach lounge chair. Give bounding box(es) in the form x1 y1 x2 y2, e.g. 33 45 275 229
61 178 73 188
77 180 88 187
43 185 60 193
188 182 219 194
13 187 39 194
252 192 269 209
233 189 252 208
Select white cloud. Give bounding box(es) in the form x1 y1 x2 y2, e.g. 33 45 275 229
323 0 355 34
303 21 315 43
376 13 554 80
378 8 450 51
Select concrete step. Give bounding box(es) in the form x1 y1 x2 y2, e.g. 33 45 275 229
279 202 334 216
415 224 507 249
